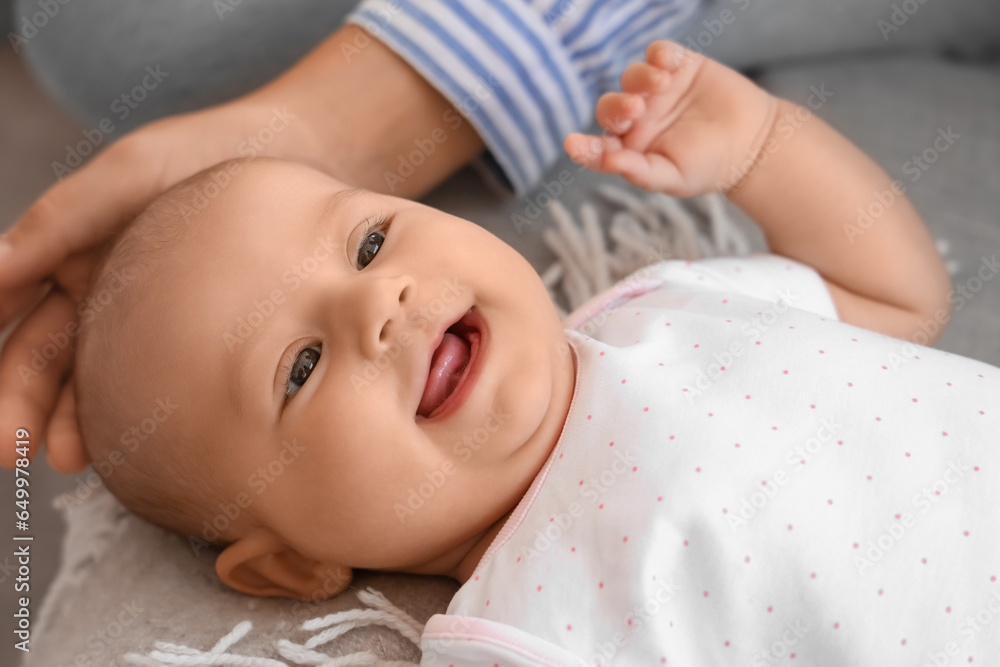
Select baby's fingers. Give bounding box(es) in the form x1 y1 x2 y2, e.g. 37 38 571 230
646 40 701 73
595 93 645 135
621 62 672 96
565 133 624 172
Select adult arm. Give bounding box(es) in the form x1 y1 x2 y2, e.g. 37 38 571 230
347 0 701 194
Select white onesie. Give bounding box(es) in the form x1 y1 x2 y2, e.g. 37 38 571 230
418 254 1000 666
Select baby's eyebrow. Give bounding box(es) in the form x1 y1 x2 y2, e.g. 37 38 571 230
310 188 366 236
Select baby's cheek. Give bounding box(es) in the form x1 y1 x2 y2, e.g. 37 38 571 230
498 355 551 450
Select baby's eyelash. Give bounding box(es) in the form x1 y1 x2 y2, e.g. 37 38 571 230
357 212 390 250
279 344 308 403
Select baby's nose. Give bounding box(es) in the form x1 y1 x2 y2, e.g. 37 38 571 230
353 274 415 359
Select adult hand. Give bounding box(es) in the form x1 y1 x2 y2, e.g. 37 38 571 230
0 97 320 472
0 24 483 472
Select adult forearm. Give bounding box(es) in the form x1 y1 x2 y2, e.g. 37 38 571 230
248 24 485 199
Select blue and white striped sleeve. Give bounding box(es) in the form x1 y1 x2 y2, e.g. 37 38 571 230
345 0 702 195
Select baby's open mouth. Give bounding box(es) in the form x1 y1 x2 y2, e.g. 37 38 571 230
417 309 482 419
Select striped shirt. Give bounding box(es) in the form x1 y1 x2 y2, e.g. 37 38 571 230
346 0 701 195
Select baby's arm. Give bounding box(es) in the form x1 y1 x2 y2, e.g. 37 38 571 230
566 42 952 344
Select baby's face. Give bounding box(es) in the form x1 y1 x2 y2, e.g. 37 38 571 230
148 160 573 579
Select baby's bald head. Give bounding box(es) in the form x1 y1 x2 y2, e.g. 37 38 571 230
75 159 256 546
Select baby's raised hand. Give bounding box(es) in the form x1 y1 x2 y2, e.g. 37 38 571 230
565 41 778 197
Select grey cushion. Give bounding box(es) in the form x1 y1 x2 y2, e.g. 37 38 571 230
676 0 1000 69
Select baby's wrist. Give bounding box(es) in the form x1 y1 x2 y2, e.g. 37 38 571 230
720 93 783 196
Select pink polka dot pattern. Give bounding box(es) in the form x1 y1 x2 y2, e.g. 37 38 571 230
431 256 1000 665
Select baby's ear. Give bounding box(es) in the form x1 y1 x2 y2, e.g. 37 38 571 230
215 527 352 600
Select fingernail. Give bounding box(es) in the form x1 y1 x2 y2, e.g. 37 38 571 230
0 237 11 259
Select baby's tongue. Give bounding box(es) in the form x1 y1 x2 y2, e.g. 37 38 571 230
418 332 470 417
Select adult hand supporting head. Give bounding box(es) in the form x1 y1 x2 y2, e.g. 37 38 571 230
0 104 273 474
0 24 484 472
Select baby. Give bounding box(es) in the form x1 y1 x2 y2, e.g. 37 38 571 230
75 41 1000 664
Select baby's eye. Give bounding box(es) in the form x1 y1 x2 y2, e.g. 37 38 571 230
357 229 385 269
356 214 390 269
285 346 321 400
